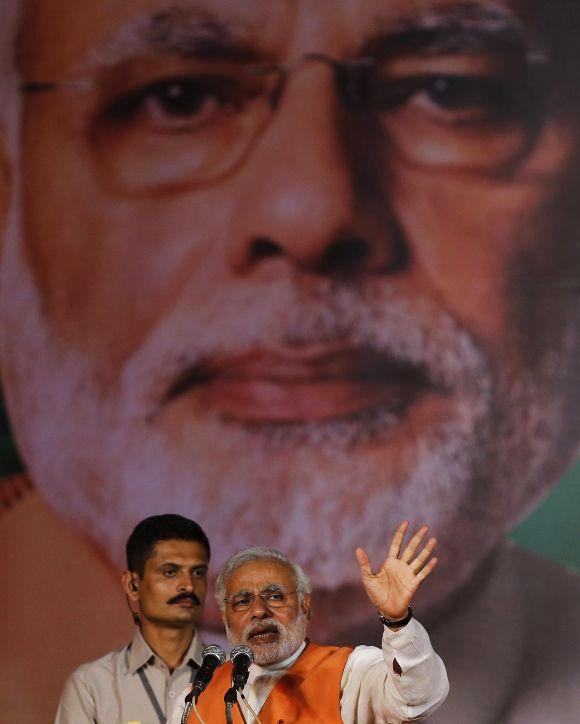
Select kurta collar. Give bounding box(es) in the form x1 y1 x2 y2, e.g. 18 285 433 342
251 639 307 677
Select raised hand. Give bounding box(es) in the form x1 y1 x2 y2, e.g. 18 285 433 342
356 521 438 621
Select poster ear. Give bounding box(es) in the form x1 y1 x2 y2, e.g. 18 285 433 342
0 130 13 252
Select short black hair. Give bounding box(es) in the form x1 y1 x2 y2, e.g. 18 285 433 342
126 514 210 576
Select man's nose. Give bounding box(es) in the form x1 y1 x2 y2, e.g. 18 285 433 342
228 63 408 278
249 595 271 619
177 573 194 591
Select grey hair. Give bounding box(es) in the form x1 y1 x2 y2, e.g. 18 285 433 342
215 547 312 610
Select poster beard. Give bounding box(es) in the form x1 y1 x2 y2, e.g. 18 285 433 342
0 210 577 626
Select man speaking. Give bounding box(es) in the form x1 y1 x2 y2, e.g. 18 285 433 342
171 522 448 723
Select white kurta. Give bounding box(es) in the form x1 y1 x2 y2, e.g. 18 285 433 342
171 617 448 723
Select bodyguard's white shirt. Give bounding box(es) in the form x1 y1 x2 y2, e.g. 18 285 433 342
55 629 204 724
171 618 448 723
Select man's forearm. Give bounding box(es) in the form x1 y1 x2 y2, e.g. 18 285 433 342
340 618 449 723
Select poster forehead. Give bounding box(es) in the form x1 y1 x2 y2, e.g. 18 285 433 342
20 0 558 78
19 0 291 77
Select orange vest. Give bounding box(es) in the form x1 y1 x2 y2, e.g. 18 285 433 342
191 642 353 723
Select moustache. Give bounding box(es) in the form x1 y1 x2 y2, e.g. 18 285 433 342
243 618 283 640
122 282 489 414
167 592 201 605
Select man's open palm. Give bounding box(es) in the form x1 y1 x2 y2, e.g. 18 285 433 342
356 521 438 621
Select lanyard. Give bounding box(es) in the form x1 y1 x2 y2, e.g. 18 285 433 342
138 660 198 724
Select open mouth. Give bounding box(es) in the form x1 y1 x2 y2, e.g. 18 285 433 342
247 624 280 645
163 345 435 424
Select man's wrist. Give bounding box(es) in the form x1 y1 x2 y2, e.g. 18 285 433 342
378 606 413 629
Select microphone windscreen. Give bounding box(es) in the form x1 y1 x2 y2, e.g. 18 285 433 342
202 644 227 664
231 644 254 664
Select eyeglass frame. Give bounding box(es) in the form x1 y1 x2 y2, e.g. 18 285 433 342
21 53 391 106
223 587 298 612
18 50 552 190
19 49 547 114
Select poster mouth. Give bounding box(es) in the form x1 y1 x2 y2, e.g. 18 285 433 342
162 345 437 423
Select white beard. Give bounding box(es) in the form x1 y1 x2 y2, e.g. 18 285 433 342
1 213 577 619
226 612 309 666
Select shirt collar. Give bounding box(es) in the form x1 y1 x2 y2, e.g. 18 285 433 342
127 628 204 675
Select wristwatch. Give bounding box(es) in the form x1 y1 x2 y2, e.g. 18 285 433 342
378 606 413 628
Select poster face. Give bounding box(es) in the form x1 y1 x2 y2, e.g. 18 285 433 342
1 0 580 721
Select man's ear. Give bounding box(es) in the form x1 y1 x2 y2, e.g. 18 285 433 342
122 570 140 601
300 593 312 620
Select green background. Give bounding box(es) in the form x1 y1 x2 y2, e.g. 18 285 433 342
509 459 580 572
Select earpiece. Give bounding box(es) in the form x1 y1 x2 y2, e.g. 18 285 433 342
124 578 141 625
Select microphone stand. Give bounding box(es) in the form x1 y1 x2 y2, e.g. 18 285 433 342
224 686 238 724
182 692 207 724
181 699 193 724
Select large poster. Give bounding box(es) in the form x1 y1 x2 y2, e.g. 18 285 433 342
1 0 580 721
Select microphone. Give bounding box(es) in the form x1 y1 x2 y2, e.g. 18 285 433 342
230 645 254 691
188 645 227 702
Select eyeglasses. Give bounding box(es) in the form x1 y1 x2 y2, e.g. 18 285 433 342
22 52 548 194
224 588 297 612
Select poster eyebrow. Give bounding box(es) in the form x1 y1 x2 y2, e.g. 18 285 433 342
360 3 546 64
77 6 269 75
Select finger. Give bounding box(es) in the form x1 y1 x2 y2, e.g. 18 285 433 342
410 537 437 572
387 520 409 560
400 525 429 563
356 547 373 578
416 556 438 582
